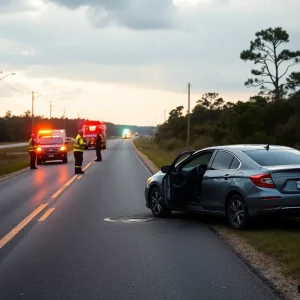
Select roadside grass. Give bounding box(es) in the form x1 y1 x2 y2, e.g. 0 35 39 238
0 143 74 176
133 137 300 280
0 142 25 145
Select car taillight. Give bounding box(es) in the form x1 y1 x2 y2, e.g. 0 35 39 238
37 147 42 152
60 146 66 151
250 173 275 188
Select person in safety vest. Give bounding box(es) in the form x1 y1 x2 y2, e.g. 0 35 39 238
95 131 104 161
74 130 86 174
28 134 38 170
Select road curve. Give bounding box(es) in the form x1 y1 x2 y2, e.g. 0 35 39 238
0 140 279 300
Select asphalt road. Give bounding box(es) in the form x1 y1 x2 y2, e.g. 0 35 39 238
0 139 280 300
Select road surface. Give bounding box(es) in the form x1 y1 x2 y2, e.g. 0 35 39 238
0 139 279 300
0 142 27 149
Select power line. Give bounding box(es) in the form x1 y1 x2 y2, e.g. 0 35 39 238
211 57 237 77
0 80 25 94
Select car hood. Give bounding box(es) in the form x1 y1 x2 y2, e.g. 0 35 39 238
151 170 166 183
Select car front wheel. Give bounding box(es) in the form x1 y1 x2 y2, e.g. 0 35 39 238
150 187 171 218
227 194 249 229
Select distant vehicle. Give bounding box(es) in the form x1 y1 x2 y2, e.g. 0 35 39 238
144 144 300 229
135 132 139 136
36 135 68 164
82 121 107 150
122 129 131 139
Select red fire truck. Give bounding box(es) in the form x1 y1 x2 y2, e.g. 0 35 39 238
81 121 107 150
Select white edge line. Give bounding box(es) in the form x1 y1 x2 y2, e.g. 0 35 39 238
130 142 153 175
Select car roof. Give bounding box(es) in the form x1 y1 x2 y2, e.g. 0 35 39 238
40 135 63 138
198 144 294 152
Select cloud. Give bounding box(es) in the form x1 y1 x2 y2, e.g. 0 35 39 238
47 0 178 30
0 0 37 13
1 0 300 125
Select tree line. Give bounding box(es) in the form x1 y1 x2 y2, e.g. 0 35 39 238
156 27 300 150
0 111 154 142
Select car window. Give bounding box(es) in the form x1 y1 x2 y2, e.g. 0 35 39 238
211 151 234 170
244 149 300 166
175 153 192 166
39 137 63 145
230 157 240 169
181 152 213 171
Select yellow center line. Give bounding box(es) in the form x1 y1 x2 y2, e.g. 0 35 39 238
82 162 92 171
0 156 98 249
51 175 77 199
0 203 49 249
38 208 55 222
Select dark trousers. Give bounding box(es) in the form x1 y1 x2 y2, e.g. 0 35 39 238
29 151 36 169
74 151 83 171
96 147 102 161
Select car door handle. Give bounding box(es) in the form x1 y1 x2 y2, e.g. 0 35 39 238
223 174 231 180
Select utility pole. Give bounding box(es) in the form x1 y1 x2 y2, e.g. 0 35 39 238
46 101 55 118
187 83 191 150
32 91 34 134
164 110 166 122
31 91 41 133
63 108 66 130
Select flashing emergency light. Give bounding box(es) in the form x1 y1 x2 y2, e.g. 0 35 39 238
39 130 52 134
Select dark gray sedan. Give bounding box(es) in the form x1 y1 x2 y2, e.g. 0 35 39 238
144 144 300 229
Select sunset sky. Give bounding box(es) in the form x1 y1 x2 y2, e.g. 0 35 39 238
0 0 299 126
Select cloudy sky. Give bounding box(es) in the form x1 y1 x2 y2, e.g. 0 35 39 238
0 0 299 126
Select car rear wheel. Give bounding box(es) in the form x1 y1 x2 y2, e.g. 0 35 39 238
150 187 171 218
227 194 249 229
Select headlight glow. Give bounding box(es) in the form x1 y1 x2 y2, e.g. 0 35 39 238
60 146 66 151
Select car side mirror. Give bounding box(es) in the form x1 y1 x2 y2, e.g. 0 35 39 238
161 165 170 173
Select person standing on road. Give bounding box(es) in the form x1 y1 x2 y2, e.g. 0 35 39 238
28 134 38 170
95 132 104 162
74 130 86 174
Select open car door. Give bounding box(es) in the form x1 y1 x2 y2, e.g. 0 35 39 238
162 151 195 206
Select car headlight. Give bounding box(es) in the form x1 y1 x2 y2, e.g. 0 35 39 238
146 177 152 186
60 146 66 151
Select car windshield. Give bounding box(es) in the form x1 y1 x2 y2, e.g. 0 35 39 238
244 149 300 166
39 137 63 145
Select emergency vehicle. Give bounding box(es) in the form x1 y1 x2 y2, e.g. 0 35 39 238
81 121 107 150
122 129 131 139
38 129 66 143
36 129 68 164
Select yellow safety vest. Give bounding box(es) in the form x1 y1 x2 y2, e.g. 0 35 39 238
74 134 85 152
28 138 36 152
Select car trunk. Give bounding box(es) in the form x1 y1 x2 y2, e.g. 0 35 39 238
263 165 300 194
